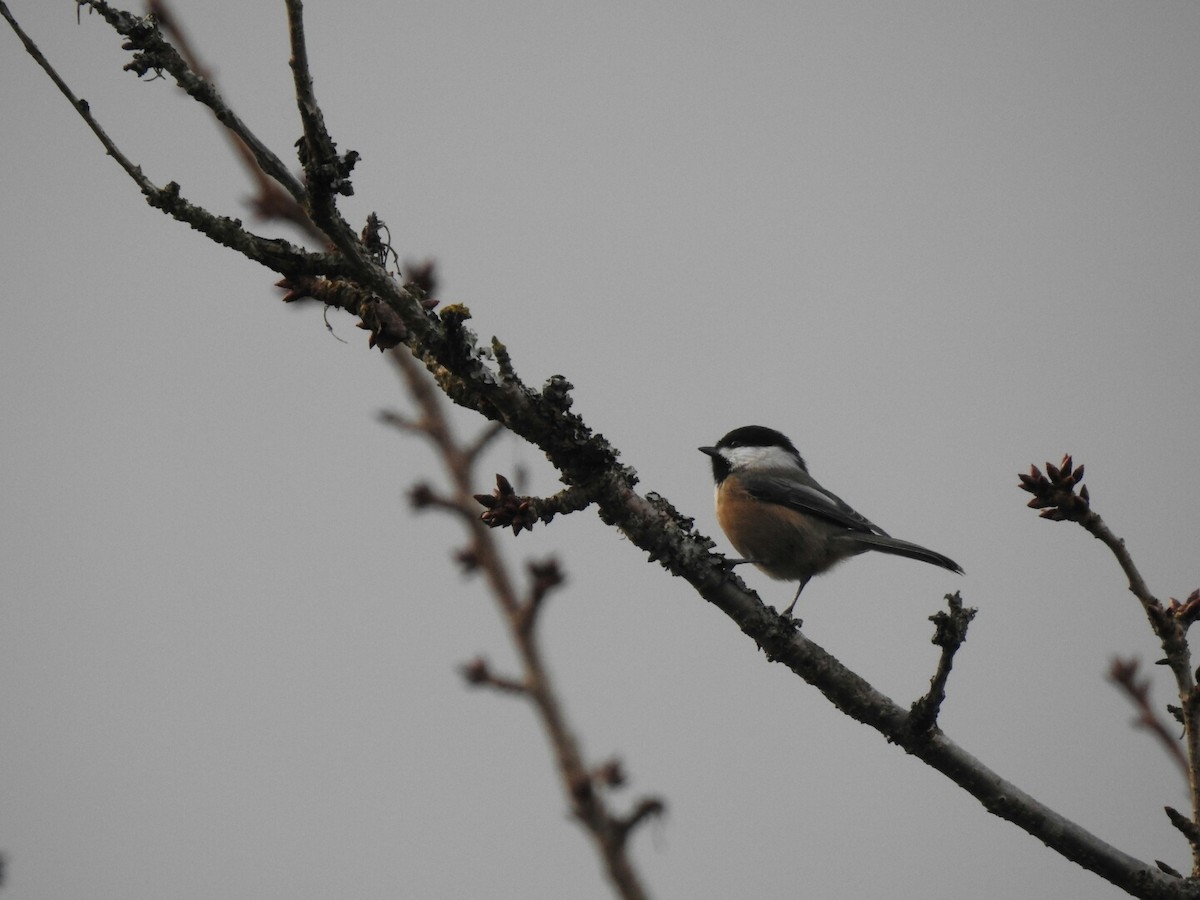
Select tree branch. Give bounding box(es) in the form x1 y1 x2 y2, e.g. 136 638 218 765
146 0 321 238
75 0 309 206
910 592 976 734
1022 456 1200 876
388 349 656 900
2 1 346 279
1109 657 1189 779
5 4 1196 895
283 0 359 249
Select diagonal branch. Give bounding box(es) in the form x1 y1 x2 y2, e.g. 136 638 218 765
6 4 1196 895
386 349 656 900
1022 456 1200 876
2 1 344 279
283 0 357 247
1109 657 1189 779
75 0 308 205
146 0 321 239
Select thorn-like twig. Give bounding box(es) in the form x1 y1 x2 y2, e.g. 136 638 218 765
909 592 976 734
461 657 527 695
1155 859 1183 878
1165 806 1200 845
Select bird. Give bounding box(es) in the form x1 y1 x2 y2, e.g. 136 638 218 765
699 425 962 617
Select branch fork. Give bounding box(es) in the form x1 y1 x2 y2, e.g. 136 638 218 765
1025 454 1200 880
10 1 1199 892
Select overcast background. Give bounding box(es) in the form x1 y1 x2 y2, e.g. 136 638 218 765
3 2 1199 898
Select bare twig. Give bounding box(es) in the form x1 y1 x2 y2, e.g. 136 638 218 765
2 2 343 278
1019 456 1163 623
75 0 308 205
147 0 321 239
460 657 527 695
387 349 655 900
464 421 506 466
1022 456 1200 875
6 4 1196 893
283 0 357 245
1109 658 1189 779
909 592 977 734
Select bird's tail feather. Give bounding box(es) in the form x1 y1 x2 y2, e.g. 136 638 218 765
847 533 963 574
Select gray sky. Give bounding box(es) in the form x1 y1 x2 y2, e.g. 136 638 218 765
3 2 1199 898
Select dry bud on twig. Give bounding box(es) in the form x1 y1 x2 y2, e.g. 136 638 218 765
1018 454 1090 522
403 259 439 304
1166 589 1200 631
460 657 526 695
528 558 565 603
593 758 626 789
474 474 539 534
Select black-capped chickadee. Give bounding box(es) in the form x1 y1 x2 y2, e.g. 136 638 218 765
700 425 962 617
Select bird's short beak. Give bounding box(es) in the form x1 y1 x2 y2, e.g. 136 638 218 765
698 446 719 457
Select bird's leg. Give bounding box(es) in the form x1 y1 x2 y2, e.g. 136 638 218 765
780 577 810 618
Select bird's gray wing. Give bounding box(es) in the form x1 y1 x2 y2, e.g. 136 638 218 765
740 472 889 536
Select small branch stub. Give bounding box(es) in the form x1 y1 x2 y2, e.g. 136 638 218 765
1165 806 1200 845
613 798 667 851
909 592 977 734
517 557 565 634
460 656 527 695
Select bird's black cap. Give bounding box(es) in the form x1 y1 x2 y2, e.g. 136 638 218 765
699 425 805 481
711 426 798 454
